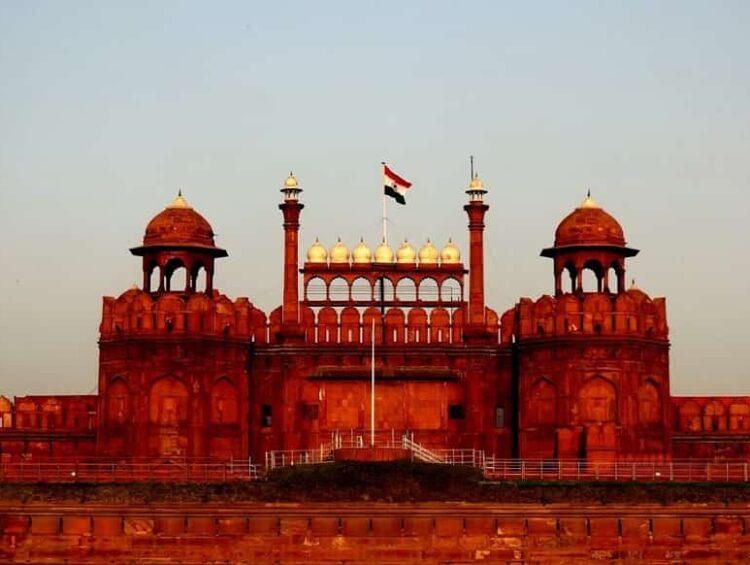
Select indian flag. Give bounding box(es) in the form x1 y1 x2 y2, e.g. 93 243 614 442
383 164 412 205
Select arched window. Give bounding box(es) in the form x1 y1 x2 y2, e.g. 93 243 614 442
306 277 326 301
329 277 349 301
563 261 577 293
418 278 439 302
729 403 750 431
351 278 372 301
582 259 604 292
441 278 462 302
396 278 417 301
165 258 187 292
148 263 160 292
192 262 207 292
373 277 395 302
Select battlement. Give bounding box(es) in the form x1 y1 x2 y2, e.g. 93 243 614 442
500 289 668 345
99 287 268 343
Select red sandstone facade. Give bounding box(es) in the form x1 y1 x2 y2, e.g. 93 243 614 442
1 174 746 462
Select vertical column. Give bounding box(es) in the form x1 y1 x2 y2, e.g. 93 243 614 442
279 173 304 329
464 175 489 328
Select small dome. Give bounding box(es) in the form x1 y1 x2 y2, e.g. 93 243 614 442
330 238 350 264
396 239 417 264
418 239 439 264
143 192 216 248
554 193 625 247
307 238 327 263
284 172 299 189
352 238 372 264
469 175 484 190
374 239 394 263
440 239 461 264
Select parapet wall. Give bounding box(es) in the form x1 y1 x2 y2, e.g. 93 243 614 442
2 502 750 563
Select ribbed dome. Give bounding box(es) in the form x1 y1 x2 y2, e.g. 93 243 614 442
143 192 217 248
554 194 625 247
374 239 394 263
440 239 461 264
418 239 439 264
396 240 416 263
352 238 372 264
307 238 327 263
330 238 350 264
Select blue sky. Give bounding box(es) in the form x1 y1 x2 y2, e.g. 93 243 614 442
0 1 748 397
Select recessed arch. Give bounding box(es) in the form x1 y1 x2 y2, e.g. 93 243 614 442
149 377 189 425
527 378 557 427
107 378 129 425
637 379 660 425
210 378 239 424
578 376 617 423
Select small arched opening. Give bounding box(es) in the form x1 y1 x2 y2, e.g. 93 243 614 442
582 259 604 293
395 278 417 301
418 278 439 302
165 258 187 292
306 277 327 301
441 278 463 303
192 262 207 293
351 277 372 301
329 277 349 302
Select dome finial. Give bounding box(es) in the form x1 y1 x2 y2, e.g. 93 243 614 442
168 191 191 209
580 191 600 209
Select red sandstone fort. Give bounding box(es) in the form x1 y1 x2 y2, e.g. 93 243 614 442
0 173 746 464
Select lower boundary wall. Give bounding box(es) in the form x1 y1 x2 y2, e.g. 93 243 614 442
3 502 750 563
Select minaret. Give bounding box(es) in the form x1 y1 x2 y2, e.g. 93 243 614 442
464 169 489 328
279 173 304 335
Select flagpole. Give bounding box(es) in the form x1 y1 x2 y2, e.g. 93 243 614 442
381 161 387 243
370 317 375 447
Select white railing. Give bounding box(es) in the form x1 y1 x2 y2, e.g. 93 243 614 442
0 459 262 483
482 458 750 482
264 446 334 470
401 434 444 463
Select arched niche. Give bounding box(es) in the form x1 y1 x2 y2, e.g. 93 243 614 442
703 401 726 432
679 401 701 431
430 307 450 344
578 377 617 424
192 261 207 292
210 378 239 425
107 378 129 425
729 402 750 431
637 380 661 425
527 378 557 427
148 377 189 426
340 306 361 343
317 306 338 343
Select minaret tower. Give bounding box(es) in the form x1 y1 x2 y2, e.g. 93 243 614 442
279 173 304 339
464 161 489 330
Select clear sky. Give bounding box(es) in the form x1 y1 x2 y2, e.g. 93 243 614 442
0 1 748 398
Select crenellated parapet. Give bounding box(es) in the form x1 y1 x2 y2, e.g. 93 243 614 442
100 287 267 343
500 287 668 345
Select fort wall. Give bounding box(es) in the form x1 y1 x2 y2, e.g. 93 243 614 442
2 502 750 563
